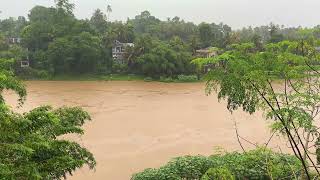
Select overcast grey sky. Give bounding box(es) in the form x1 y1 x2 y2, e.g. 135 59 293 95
0 0 319 29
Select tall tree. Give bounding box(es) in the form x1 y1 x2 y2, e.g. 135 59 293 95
107 4 112 21
269 23 284 43
54 0 75 15
90 9 108 34
198 23 213 48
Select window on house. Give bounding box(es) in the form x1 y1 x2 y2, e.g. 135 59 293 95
21 61 30 68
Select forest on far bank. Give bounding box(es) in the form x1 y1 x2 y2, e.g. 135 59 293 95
1 0 320 81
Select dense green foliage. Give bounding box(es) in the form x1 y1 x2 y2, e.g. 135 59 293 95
201 167 234 180
131 148 302 180
133 37 194 77
177 75 198 82
0 51 96 179
0 59 26 104
1 1 320 79
193 37 320 177
47 32 103 74
0 106 96 179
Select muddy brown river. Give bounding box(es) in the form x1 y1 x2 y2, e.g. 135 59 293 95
4 81 287 180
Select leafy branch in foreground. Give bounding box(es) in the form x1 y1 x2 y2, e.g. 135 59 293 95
0 58 26 105
0 67 96 179
193 40 320 179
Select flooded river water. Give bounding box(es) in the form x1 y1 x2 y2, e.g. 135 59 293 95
4 81 287 180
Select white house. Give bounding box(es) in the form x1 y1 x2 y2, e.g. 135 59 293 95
112 40 134 64
8 37 21 44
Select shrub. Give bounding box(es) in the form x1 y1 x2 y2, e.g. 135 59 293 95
96 65 111 75
144 77 153 82
165 155 214 179
131 148 302 180
201 167 235 180
16 67 50 79
159 76 174 83
35 70 50 79
177 74 198 82
112 63 128 73
131 167 181 180
211 148 302 180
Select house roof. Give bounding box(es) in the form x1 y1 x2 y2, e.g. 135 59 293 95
196 47 218 53
113 40 134 47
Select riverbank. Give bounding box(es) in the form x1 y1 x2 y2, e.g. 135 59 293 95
21 74 144 81
21 74 203 83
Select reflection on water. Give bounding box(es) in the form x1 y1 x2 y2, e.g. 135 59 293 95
4 81 287 180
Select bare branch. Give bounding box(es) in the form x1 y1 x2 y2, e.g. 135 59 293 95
233 120 246 152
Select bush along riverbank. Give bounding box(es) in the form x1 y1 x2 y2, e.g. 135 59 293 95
18 71 202 83
131 148 305 180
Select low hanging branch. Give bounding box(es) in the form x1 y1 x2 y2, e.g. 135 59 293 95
195 40 320 180
233 120 246 153
250 81 312 180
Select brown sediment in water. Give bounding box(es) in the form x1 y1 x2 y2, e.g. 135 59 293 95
4 81 288 180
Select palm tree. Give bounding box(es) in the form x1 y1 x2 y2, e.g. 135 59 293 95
107 4 112 21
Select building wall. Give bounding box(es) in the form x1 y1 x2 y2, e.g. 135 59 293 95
112 41 134 64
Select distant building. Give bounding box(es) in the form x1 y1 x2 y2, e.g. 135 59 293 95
195 47 219 73
20 60 30 68
20 48 30 68
112 40 134 64
8 37 21 44
195 47 218 58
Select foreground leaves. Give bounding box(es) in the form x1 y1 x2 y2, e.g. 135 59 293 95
0 106 96 179
0 68 96 179
132 148 301 180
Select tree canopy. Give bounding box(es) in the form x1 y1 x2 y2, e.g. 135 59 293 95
2 1 320 79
